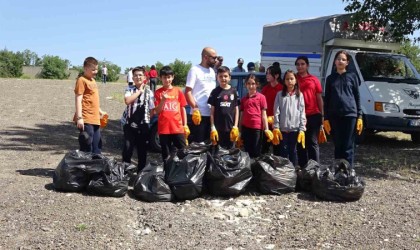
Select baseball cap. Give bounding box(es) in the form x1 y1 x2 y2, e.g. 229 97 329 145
247 62 255 70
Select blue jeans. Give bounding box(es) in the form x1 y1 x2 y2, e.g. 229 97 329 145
278 131 298 166
79 124 102 154
330 116 357 167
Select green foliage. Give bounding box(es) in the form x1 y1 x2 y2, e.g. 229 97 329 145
0 49 24 78
343 0 420 42
96 60 120 82
399 41 420 71
39 55 69 79
19 49 41 66
166 59 192 86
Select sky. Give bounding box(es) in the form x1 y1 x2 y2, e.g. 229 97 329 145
0 0 350 72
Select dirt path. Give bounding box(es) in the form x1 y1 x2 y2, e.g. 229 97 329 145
0 79 418 249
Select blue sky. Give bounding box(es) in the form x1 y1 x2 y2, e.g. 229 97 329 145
0 0 349 72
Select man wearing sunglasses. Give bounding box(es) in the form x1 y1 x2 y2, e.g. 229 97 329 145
185 47 218 143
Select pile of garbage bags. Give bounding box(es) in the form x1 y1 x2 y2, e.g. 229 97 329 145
53 145 365 202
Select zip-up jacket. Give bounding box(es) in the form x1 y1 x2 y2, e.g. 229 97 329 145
273 91 306 132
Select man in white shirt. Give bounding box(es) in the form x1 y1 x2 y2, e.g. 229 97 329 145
101 65 108 84
185 47 218 143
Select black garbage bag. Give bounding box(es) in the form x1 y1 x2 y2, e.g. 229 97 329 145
206 148 252 196
165 153 207 200
251 154 296 195
176 142 211 159
312 159 366 202
53 150 108 192
87 159 130 197
133 162 173 202
296 159 324 192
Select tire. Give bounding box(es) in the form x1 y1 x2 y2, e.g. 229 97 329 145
149 124 162 152
411 132 420 144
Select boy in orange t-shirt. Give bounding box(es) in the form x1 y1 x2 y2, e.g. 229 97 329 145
74 57 107 154
154 66 189 161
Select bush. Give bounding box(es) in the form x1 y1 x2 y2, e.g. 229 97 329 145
0 49 24 78
96 60 120 82
39 55 69 79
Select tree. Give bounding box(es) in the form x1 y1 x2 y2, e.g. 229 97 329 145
399 41 420 71
96 60 121 82
0 49 24 78
39 55 69 79
168 59 192 86
19 49 41 66
343 0 420 42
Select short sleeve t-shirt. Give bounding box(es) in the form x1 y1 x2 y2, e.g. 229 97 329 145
122 86 155 125
297 74 322 116
185 64 216 116
261 83 283 117
74 76 100 125
240 92 267 130
154 87 187 135
208 86 239 132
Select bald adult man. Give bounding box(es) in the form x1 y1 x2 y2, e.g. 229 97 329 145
185 47 218 143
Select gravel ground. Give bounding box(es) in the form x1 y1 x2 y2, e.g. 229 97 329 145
0 79 419 250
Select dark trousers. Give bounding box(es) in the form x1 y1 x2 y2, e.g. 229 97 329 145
102 74 107 84
217 131 234 149
278 131 298 166
261 134 281 155
159 133 187 161
297 113 322 168
149 78 157 93
122 124 150 172
79 124 102 154
241 126 262 158
330 116 357 167
188 115 211 143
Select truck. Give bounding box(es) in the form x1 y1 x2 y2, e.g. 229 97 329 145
260 14 420 143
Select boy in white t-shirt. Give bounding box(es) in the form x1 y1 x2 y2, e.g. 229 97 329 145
185 47 218 143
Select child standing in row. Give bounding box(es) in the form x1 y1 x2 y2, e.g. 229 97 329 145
74 57 107 154
272 70 306 166
208 66 240 148
239 74 273 158
154 66 190 161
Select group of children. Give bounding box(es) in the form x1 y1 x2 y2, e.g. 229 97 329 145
75 49 362 173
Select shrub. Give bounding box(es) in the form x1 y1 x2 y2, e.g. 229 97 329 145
39 55 69 79
0 49 24 78
96 60 120 82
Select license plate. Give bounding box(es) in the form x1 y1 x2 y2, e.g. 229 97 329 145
408 119 420 127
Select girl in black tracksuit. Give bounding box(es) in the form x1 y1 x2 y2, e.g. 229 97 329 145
324 50 362 167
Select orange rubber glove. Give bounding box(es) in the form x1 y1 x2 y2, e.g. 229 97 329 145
356 118 363 135
264 130 274 142
230 126 239 142
272 128 283 145
323 120 331 135
318 127 327 144
297 131 305 149
210 127 219 145
184 125 190 139
100 113 108 128
267 116 274 125
192 109 201 125
236 136 244 149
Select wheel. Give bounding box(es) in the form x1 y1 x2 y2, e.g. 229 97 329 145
149 124 161 152
411 132 420 144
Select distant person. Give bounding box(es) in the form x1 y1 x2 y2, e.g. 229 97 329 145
121 67 154 173
239 74 273 158
324 50 363 167
127 67 133 86
149 65 158 93
208 66 240 149
272 70 306 166
155 66 189 161
247 62 256 72
261 65 283 155
74 57 107 154
295 56 324 168
185 47 218 143
259 64 266 73
214 56 224 73
101 65 107 84
142 65 150 79
273 62 280 68
232 58 246 72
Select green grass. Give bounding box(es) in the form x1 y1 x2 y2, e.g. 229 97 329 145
75 223 87 231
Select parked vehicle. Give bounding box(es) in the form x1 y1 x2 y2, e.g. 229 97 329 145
260 14 420 143
148 72 267 152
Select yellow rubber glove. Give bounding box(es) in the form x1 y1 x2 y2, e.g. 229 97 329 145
236 136 244 149
297 131 305 149
230 126 239 142
323 120 331 135
267 116 274 125
192 109 201 125
318 127 327 144
264 130 274 142
272 128 283 145
184 125 190 139
210 128 219 145
100 113 109 129
356 118 363 135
